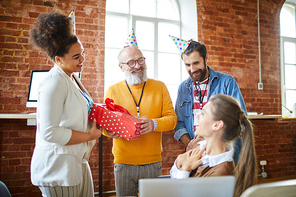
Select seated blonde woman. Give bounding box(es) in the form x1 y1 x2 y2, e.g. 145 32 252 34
170 94 257 197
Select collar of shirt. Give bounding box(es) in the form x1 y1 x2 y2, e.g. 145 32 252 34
198 140 233 167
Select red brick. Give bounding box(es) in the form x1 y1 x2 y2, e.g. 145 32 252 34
0 70 19 77
28 12 39 18
18 23 31 31
12 57 24 63
9 159 21 166
23 17 37 25
6 23 18 29
1 43 22 49
6 63 17 69
17 38 28 43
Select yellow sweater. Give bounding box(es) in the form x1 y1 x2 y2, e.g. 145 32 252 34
104 79 177 165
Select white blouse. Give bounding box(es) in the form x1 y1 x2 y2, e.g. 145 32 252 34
170 140 233 179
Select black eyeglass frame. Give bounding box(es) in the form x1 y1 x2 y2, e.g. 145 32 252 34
120 57 146 68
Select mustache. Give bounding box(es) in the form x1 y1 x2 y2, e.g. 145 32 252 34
131 67 143 73
192 70 201 74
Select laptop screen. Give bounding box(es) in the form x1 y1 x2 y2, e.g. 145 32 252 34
139 176 235 197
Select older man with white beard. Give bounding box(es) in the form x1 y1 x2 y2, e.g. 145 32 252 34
103 46 177 197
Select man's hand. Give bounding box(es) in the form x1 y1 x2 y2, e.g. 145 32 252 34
186 133 204 151
180 134 191 149
106 130 121 139
138 117 154 135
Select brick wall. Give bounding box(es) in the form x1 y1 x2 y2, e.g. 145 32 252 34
0 0 296 196
0 0 106 196
196 0 296 182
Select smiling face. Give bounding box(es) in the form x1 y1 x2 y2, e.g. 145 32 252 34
196 101 226 141
196 102 217 138
55 41 85 77
182 50 208 83
119 47 147 85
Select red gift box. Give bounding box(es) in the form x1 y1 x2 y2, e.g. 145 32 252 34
88 98 142 140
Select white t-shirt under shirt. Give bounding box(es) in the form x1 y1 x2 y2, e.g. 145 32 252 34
193 78 209 130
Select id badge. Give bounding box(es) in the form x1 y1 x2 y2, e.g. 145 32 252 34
193 110 201 127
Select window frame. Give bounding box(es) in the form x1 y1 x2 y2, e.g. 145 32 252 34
280 2 296 116
280 36 296 116
104 0 198 105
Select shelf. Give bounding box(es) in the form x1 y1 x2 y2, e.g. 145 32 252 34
0 113 36 119
248 115 282 120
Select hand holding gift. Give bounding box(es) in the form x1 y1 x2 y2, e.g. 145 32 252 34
88 98 143 140
137 117 154 135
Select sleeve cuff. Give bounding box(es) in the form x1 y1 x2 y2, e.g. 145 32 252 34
58 128 72 145
174 128 189 142
152 119 157 131
170 160 190 179
176 170 190 179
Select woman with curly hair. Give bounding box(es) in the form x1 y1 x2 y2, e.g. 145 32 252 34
170 94 257 197
30 11 102 197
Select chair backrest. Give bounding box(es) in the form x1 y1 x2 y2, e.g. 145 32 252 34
240 179 296 197
0 181 12 197
139 176 236 197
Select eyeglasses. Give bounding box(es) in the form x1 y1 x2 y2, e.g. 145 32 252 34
120 57 146 68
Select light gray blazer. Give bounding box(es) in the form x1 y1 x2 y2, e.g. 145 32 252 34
31 65 93 186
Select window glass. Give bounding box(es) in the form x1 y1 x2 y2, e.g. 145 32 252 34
135 21 155 51
106 0 129 14
280 4 295 38
158 53 180 84
166 84 178 106
157 0 180 20
142 50 154 78
158 22 180 53
105 15 128 48
286 90 296 112
105 0 185 106
130 0 156 17
181 62 188 81
104 48 125 90
280 3 296 117
284 42 296 64
285 64 296 89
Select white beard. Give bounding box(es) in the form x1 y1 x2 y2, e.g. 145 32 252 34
124 67 147 85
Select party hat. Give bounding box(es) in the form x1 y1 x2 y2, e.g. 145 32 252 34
124 28 138 48
169 35 190 53
68 10 75 35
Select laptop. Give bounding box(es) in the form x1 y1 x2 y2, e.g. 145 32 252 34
139 176 235 197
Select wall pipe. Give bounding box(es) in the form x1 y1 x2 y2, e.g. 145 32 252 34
257 0 263 88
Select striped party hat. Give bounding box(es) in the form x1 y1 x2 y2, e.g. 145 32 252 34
124 28 138 48
169 35 190 53
68 10 75 35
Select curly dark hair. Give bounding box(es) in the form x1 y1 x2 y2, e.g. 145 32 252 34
30 10 78 61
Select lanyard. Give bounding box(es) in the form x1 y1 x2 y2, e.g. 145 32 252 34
125 80 146 117
194 79 208 108
72 75 93 113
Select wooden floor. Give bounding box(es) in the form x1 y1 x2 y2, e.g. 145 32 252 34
96 175 296 197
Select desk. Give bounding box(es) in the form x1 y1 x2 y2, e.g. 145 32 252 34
248 115 282 120
0 113 36 119
0 113 36 125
